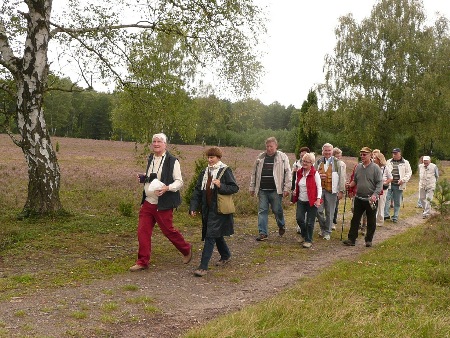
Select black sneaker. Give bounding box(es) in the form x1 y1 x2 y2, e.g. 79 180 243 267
256 234 268 241
278 226 286 237
365 242 372 247
343 239 355 246
384 216 391 220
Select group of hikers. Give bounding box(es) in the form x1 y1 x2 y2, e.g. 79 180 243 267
128 133 438 277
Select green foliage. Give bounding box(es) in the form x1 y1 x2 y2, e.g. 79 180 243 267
321 0 450 156
118 201 134 217
296 90 319 154
403 135 418 173
431 179 450 214
183 157 208 207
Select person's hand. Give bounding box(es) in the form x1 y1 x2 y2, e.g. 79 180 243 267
212 179 221 188
283 191 290 198
155 185 169 196
338 191 344 200
370 195 377 203
398 180 403 185
314 198 321 207
190 211 196 216
250 191 255 197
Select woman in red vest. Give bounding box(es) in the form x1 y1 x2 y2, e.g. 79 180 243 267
292 153 323 248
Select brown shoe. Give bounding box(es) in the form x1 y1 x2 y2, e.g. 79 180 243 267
194 269 208 277
183 244 193 264
129 264 148 272
215 258 231 267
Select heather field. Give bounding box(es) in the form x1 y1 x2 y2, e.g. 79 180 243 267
0 134 448 338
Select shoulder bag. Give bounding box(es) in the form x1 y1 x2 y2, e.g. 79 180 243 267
216 167 235 214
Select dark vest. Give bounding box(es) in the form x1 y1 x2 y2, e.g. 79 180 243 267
140 152 182 210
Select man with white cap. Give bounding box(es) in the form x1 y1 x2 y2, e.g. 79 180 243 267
418 156 439 218
384 148 412 223
130 132 192 271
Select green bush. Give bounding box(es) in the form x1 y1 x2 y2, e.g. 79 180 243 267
431 179 450 214
403 135 418 174
118 200 134 217
183 157 208 207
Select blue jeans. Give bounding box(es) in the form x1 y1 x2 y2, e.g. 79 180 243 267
257 190 285 236
296 201 318 243
199 236 231 270
384 185 403 221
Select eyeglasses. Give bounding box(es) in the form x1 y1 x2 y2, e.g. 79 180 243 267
303 161 312 164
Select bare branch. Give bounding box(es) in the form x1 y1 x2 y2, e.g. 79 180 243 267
49 21 158 38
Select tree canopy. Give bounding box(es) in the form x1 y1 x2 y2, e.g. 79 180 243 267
0 0 266 216
321 0 450 155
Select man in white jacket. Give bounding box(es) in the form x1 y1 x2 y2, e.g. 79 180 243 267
250 137 292 241
384 148 412 223
418 156 439 218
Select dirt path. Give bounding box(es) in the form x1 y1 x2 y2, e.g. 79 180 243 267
0 195 426 338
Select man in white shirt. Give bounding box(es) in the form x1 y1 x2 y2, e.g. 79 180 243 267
129 133 192 271
418 155 439 218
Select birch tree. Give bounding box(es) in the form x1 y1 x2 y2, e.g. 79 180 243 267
0 0 265 216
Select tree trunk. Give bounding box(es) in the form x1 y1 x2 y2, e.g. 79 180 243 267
16 0 62 216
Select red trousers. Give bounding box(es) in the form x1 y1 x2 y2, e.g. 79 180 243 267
136 201 191 267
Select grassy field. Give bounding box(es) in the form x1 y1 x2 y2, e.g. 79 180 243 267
0 134 449 337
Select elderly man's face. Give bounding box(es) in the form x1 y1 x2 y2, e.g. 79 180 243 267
322 146 333 158
392 151 401 160
152 137 167 155
423 159 430 166
266 142 278 156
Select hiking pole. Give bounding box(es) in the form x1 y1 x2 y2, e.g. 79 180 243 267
340 190 348 241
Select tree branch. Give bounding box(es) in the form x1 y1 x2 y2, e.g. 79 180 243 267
0 18 20 75
49 21 158 37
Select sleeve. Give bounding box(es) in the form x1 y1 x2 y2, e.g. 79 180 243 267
189 170 204 212
168 159 183 191
283 154 292 192
315 171 322 198
373 166 383 196
337 159 346 192
403 160 412 183
249 159 258 192
435 166 439 180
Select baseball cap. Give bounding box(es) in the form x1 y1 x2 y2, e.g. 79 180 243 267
360 146 372 153
423 156 431 161
392 148 401 153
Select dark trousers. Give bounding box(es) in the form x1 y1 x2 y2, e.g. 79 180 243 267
348 197 377 243
199 236 231 270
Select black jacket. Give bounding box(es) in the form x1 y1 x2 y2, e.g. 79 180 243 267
189 167 239 240
140 152 182 210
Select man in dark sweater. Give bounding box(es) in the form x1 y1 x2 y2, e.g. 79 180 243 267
343 147 382 247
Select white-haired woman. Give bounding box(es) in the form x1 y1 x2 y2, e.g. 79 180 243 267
373 152 393 225
292 153 322 248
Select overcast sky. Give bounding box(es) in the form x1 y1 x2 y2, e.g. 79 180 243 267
254 0 450 108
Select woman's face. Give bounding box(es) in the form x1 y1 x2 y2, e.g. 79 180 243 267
208 156 220 166
302 157 313 170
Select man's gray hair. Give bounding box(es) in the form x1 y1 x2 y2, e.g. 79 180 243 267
152 133 167 143
322 143 333 150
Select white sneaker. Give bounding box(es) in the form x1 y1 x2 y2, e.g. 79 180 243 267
331 225 336 230
296 226 301 234
323 234 331 240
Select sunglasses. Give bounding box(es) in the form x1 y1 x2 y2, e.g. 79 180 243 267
360 153 370 156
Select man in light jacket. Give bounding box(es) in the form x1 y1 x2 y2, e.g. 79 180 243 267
250 137 292 241
418 155 439 218
384 148 412 223
314 143 346 240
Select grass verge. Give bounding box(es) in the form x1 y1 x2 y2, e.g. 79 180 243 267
184 214 450 338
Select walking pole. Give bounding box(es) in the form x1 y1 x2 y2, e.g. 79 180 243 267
340 190 348 241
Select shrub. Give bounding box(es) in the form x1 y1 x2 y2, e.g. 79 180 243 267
118 200 134 217
403 135 418 174
183 157 208 207
431 179 450 214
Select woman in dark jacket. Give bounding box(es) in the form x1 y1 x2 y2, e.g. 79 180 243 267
189 147 239 277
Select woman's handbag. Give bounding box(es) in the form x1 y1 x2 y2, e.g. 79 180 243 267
216 168 235 214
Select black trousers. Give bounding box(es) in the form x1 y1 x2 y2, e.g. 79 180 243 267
348 197 377 243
